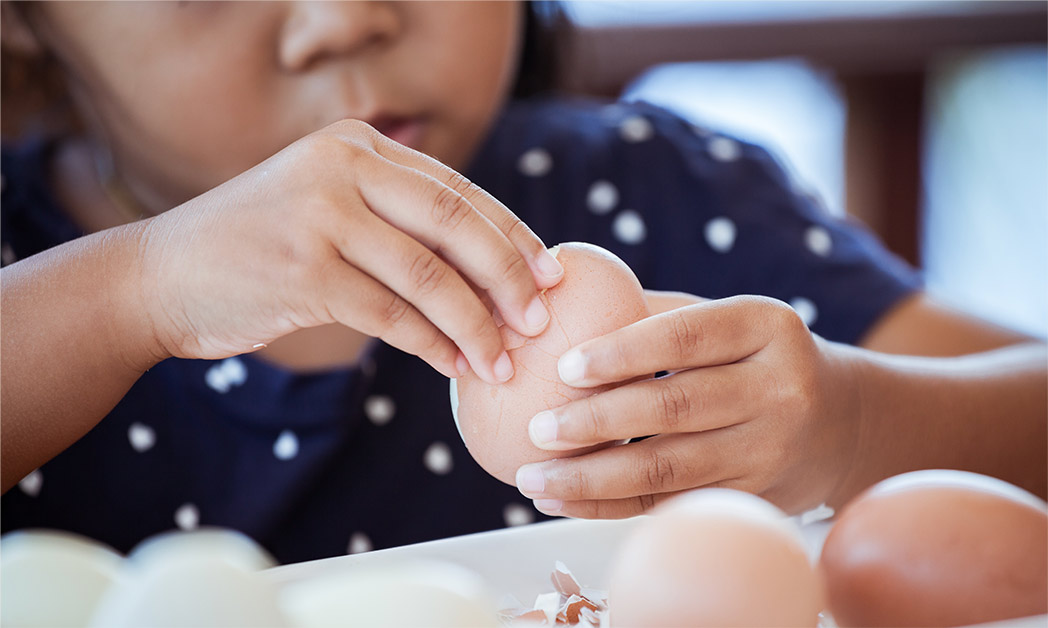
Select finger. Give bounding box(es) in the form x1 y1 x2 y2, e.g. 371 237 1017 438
368 131 564 290
319 259 463 380
528 363 769 450
515 431 736 502
643 289 707 315
335 212 513 385
533 489 695 520
558 295 797 387
357 158 554 341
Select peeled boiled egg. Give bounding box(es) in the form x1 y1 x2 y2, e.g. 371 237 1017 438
607 489 825 627
278 558 494 627
89 529 288 627
0 530 123 628
451 242 650 484
819 469 1048 627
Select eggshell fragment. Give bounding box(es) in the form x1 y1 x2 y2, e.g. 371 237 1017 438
452 242 650 483
607 489 825 627
498 562 608 626
820 469 1048 627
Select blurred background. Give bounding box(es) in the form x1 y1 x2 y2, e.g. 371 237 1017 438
556 0 1047 338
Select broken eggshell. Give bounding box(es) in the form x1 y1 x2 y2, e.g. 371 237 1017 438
451 242 650 484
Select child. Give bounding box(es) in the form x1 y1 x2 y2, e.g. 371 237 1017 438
2 2 1044 564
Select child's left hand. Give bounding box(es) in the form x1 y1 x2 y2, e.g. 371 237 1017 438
515 293 861 517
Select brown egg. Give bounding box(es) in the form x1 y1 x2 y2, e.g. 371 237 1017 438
450 242 649 484
607 489 825 627
820 470 1048 627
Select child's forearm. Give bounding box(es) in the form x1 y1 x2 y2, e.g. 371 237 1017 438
828 341 1048 506
1 223 167 493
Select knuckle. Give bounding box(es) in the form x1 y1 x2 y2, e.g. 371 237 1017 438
564 464 591 499
406 252 449 298
496 249 531 287
443 170 475 197
642 448 680 493
333 117 377 140
429 185 472 231
766 357 815 414
298 131 355 164
766 297 804 331
579 397 611 440
654 382 691 432
417 324 449 357
378 294 413 331
606 335 632 375
503 215 536 245
585 500 609 520
668 310 704 356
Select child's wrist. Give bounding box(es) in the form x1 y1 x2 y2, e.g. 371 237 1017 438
103 219 173 372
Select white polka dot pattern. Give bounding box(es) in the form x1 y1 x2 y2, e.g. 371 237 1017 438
503 503 535 527
175 503 200 530
518 148 552 177
128 422 156 453
586 180 619 215
612 210 646 245
708 136 742 162
18 469 42 497
204 357 247 394
789 297 818 327
273 430 299 461
423 441 453 475
619 115 654 143
364 395 395 426
805 226 833 257
348 532 373 554
704 217 737 253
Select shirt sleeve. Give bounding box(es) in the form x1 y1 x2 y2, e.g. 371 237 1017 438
629 101 922 344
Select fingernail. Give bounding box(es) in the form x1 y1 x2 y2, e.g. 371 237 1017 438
534 499 563 513
516 464 545 495
455 352 470 377
493 351 514 382
536 250 564 279
529 411 558 446
524 296 549 332
558 349 586 385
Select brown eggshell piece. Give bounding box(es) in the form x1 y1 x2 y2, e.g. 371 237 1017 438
820 475 1048 627
453 242 650 484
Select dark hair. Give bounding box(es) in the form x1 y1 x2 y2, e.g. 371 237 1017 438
512 1 568 99
1 2 76 141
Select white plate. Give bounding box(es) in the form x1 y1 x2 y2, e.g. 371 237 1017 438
265 517 1045 628
266 517 831 605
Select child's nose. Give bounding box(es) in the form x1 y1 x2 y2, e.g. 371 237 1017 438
279 1 402 71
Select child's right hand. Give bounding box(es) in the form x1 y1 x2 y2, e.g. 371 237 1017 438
135 120 563 384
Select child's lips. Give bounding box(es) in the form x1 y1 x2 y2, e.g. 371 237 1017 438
370 117 425 151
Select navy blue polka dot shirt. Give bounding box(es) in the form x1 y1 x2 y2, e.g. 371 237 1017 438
1 99 920 564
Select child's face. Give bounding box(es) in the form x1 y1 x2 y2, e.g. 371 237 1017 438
35 1 523 204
